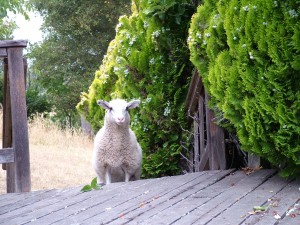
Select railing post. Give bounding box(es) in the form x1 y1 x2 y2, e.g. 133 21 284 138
7 46 31 193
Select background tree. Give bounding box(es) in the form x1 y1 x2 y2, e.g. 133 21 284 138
28 0 131 126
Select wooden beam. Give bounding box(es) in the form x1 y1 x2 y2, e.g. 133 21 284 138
0 148 14 164
2 58 12 171
198 147 210 171
198 96 208 170
7 47 31 193
194 112 200 172
185 70 204 117
0 40 28 48
205 92 226 170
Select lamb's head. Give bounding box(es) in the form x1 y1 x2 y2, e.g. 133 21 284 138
97 99 140 127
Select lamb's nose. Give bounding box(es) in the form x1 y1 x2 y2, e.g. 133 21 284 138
117 117 124 122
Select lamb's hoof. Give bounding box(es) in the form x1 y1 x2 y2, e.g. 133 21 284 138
98 182 106 186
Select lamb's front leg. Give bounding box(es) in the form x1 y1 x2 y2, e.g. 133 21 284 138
93 163 106 185
105 167 112 185
124 172 131 182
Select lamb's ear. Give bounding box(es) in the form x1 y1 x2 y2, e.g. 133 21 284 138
127 100 140 109
97 100 111 110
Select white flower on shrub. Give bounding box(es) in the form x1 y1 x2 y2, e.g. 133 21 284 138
243 5 249 11
113 67 119 73
249 52 254 59
146 97 152 103
126 48 131 56
152 30 160 38
149 58 155 65
196 32 202 39
124 69 129 77
289 9 298 18
164 102 171 116
116 57 121 64
116 23 123 32
129 37 137 46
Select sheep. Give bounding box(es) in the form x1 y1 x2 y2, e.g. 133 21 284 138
92 98 142 185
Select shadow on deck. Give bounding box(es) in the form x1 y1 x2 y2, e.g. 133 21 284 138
0 169 299 225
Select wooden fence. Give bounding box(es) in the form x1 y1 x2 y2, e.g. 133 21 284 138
185 71 226 172
185 70 258 172
0 40 31 193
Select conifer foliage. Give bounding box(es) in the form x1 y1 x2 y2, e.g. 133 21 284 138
188 0 300 176
77 0 195 177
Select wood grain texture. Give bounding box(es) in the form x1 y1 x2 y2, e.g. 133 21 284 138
7 47 31 193
0 148 14 164
0 40 27 48
0 170 299 225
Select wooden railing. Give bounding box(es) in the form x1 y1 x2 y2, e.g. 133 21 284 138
185 70 226 171
0 40 31 193
185 70 260 172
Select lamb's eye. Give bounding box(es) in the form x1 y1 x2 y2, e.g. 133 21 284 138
109 107 113 111
125 106 129 111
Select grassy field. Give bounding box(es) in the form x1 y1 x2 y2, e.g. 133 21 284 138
0 113 95 194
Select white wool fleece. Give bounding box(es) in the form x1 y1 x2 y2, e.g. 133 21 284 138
92 99 142 185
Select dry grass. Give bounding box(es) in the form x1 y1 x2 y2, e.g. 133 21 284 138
0 112 95 194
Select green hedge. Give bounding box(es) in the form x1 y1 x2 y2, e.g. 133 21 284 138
77 0 195 178
188 0 300 177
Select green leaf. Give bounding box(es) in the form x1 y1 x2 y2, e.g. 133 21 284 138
91 177 98 188
91 177 102 190
81 185 92 192
253 206 268 212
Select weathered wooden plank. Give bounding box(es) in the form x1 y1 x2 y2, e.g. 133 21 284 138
199 146 210 171
4 178 166 224
0 170 298 225
120 170 238 225
0 188 84 224
0 190 57 215
83 170 235 225
194 113 200 172
43 174 199 224
36 179 161 224
209 174 293 225
54 171 218 224
185 70 203 117
172 169 277 224
277 199 300 225
2 58 12 172
0 40 27 48
0 148 14 163
7 47 31 193
2 57 15 191
0 190 45 208
205 92 226 170
242 178 300 225
198 96 206 170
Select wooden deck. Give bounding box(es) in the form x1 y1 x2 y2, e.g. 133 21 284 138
0 169 299 225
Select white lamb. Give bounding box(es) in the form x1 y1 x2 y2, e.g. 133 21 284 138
92 98 142 185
